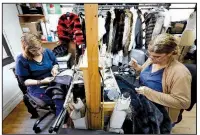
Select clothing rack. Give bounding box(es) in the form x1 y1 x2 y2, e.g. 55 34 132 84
60 4 196 9
60 4 195 15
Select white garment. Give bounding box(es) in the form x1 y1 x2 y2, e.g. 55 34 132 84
122 56 129 65
113 53 120 66
129 7 138 50
105 53 113 68
151 15 165 40
152 8 171 39
112 50 123 66
98 16 106 41
140 13 146 48
185 11 196 39
118 50 123 63
122 16 129 47
163 9 171 30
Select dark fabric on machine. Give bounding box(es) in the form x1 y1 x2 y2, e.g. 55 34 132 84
53 75 73 86
115 75 172 134
114 74 139 90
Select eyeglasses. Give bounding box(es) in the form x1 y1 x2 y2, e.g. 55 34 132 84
29 46 42 52
145 51 166 61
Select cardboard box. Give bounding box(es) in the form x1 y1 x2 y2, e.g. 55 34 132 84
20 22 42 36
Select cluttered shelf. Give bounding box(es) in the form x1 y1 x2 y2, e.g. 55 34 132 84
18 14 45 23
41 41 58 44
41 41 59 50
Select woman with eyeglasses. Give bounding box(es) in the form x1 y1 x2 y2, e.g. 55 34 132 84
15 33 64 117
130 33 191 125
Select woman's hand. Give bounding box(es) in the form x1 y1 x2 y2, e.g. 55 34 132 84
40 77 55 84
129 58 142 71
135 86 151 95
51 65 59 77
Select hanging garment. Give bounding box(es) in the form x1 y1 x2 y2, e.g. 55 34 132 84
79 14 86 45
163 8 171 32
98 16 106 41
151 8 170 40
129 7 138 50
140 13 146 48
107 8 115 53
111 9 125 54
144 11 159 49
135 10 144 49
123 9 133 56
57 12 84 46
185 11 196 39
122 14 129 48
103 11 111 47
151 14 165 40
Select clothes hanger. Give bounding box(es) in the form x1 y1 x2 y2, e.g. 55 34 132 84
158 6 165 12
98 7 104 17
79 12 85 18
66 12 70 17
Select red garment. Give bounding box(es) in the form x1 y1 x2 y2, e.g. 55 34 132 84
57 13 84 46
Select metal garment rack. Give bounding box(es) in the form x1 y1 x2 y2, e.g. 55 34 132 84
60 4 196 9
60 4 195 15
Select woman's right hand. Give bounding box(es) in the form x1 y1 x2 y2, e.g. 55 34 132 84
129 58 141 71
41 77 55 84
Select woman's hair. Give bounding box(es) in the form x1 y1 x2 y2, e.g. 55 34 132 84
148 33 179 55
21 33 43 60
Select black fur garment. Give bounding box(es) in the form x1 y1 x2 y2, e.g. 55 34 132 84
144 12 158 49
111 9 125 54
103 11 111 48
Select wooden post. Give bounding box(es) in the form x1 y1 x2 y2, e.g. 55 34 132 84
84 4 102 129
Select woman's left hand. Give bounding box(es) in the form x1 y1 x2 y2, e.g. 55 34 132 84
51 66 59 77
135 86 151 95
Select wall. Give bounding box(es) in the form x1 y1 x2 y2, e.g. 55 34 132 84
3 4 24 120
169 4 195 21
42 4 74 33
